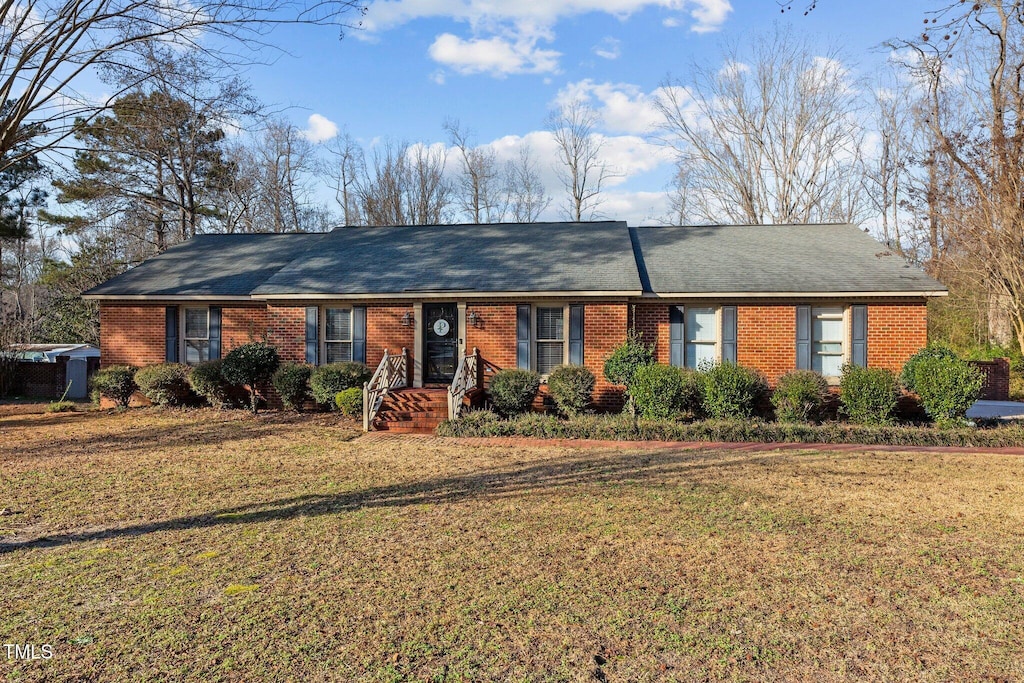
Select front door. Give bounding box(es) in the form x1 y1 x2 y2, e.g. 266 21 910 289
423 303 458 384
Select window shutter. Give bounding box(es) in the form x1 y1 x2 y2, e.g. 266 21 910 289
165 306 179 363
352 306 367 364
305 306 319 365
721 305 737 364
851 305 868 367
208 307 222 360
669 305 684 367
569 305 584 366
516 305 531 369
796 305 811 370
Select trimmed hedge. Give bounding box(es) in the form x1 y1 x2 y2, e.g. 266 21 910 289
840 364 898 425
90 365 137 408
546 365 595 416
335 387 363 417
630 364 703 419
310 362 372 408
135 363 193 406
221 342 281 414
273 363 313 412
701 362 768 419
438 411 1024 448
912 355 984 427
771 370 829 423
900 343 958 394
603 328 655 388
488 368 541 416
188 360 232 409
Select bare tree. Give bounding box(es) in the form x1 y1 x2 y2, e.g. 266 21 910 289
503 145 549 223
323 132 365 226
0 0 364 174
445 119 506 223
356 140 452 225
548 100 613 222
656 27 866 225
664 161 696 225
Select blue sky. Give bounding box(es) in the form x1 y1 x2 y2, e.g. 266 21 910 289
239 0 934 223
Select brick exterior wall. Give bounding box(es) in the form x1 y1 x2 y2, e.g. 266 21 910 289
366 306 415 375
736 304 798 385
266 305 306 363
100 304 166 367
583 303 628 410
222 305 269 350
970 358 1010 401
465 303 518 372
866 302 928 374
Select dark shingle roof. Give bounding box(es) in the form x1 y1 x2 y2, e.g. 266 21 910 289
83 233 327 297
251 222 643 295
632 224 945 294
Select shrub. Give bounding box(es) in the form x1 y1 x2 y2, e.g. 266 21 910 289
272 363 313 412
334 387 363 417
310 362 372 408
90 365 137 408
188 360 232 408
771 370 829 423
221 342 281 414
900 343 959 394
603 328 655 388
134 363 193 406
912 355 984 427
701 362 768 419
630 364 703 420
839 364 898 425
47 401 75 413
546 365 595 416
488 368 541 416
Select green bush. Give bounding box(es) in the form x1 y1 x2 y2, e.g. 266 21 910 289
310 362 372 408
272 363 313 412
90 365 137 408
488 368 541 416
912 355 984 427
47 401 75 413
900 343 958 394
603 328 655 388
134 363 193 406
334 387 363 417
771 370 829 423
701 362 767 419
630 364 703 420
839 364 898 425
188 360 233 408
221 342 281 414
546 365 595 416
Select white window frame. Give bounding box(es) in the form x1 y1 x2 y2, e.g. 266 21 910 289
532 303 570 377
810 305 851 381
181 306 210 366
683 305 721 369
321 305 354 365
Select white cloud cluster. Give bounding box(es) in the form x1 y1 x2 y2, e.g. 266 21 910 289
592 37 622 60
554 79 679 135
301 113 339 143
362 0 733 77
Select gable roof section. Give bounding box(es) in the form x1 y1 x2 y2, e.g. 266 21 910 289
251 222 643 297
632 224 945 296
83 233 328 298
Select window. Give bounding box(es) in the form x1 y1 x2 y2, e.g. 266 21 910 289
812 306 845 377
535 306 564 374
324 307 353 363
685 307 717 368
183 307 209 365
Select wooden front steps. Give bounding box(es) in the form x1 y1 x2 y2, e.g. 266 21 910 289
372 388 449 433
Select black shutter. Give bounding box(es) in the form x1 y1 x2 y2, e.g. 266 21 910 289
851 305 868 367
669 305 684 367
352 306 367 364
305 306 319 365
165 306 179 363
721 305 737 364
516 305 531 369
208 307 222 360
569 305 584 366
796 305 811 370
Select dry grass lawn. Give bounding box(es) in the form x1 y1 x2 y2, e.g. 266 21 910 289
1 405 1023 682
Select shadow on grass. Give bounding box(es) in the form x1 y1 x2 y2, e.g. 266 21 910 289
0 446 809 554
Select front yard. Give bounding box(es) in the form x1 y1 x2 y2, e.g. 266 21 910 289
1 406 1023 681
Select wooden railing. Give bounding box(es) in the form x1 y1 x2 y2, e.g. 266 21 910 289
363 347 409 431
448 347 481 420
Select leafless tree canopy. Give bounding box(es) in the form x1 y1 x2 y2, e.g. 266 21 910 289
548 100 613 222
0 0 365 173
657 27 866 225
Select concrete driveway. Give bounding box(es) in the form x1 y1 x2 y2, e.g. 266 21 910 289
966 400 1024 420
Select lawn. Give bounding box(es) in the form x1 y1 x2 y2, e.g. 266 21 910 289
1 405 1023 682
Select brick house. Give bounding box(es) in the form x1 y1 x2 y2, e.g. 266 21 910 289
84 221 945 427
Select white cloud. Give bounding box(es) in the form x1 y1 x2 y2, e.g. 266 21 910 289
301 113 339 143
687 0 731 33
554 80 670 135
593 37 621 60
428 32 561 76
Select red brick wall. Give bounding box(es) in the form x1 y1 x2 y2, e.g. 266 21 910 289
222 305 269 351
737 304 798 385
465 303 517 371
584 303 629 409
867 302 928 374
266 305 306 363
633 303 669 363
367 306 415 384
100 304 166 367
